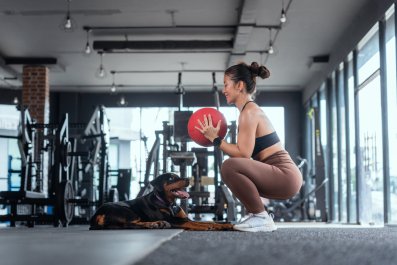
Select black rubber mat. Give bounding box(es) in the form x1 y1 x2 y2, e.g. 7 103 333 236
136 226 397 265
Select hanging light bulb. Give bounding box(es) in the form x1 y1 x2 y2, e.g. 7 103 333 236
268 43 274 54
267 29 274 55
65 16 72 29
280 0 287 23
85 42 91 54
110 71 117 93
13 97 19 105
280 8 287 23
60 0 76 32
119 96 127 106
84 27 92 55
97 66 106 78
95 52 107 79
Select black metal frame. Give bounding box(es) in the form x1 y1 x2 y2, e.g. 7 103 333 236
353 49 364 224
335 69 343 222
343 59 353 223
326 77 335 222
379 17 391 224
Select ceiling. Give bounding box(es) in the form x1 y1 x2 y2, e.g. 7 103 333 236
0 0 370 93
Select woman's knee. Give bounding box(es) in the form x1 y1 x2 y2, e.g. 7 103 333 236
221 158 238 182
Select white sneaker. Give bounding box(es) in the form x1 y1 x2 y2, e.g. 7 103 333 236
234 212 277 232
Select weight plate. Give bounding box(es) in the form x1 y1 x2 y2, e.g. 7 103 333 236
57 180 74 226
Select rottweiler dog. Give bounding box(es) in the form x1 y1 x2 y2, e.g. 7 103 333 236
90 172 234 231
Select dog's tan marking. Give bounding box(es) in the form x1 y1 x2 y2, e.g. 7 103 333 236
96 214 106 225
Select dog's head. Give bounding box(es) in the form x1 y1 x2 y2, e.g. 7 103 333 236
150 173 190 204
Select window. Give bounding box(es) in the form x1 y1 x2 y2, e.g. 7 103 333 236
329 74 339 221
357 23 384 224
0 104 20 215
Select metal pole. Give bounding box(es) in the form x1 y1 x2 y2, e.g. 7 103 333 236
379 17 391 224
343 60 352 223
353 49 363 224
326 78 335 222
335 70 343 222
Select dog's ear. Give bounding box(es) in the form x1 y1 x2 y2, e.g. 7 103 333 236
142 183 154 195
149 177 163 190
150 173 169 190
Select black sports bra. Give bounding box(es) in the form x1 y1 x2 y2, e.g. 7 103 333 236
251 131 280 158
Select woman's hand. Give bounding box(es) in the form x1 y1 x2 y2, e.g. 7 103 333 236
195 114 221 142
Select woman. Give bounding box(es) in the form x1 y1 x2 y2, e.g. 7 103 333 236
195 62 302 232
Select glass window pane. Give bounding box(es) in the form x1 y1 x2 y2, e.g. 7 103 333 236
0 104 20 215
358 74 384 225
318 86 328 221
357 24 380 85
319 85 328 151
330 74 339 221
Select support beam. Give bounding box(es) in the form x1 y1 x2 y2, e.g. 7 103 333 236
93 40 233 52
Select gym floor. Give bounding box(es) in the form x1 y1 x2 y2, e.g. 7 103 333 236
1 223 396 265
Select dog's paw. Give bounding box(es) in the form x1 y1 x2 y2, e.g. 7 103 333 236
148 221 171 229
159 221 171 229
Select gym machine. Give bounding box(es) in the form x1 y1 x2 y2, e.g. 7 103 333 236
178 72 237 222
68 105 119 224
0 109 75 227
137 120 177 197
0 105 119 227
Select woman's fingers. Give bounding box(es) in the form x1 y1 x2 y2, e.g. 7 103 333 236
207 114 213 127
203 114 209 126
194 126 204 133
216 120 221 130
197 118 204 128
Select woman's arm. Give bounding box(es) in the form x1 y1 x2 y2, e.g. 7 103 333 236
196 111 257 158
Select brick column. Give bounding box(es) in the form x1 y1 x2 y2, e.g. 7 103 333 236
22 65 50 193
22 65 50 124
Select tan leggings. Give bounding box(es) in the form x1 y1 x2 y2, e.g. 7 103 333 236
221 150 303 214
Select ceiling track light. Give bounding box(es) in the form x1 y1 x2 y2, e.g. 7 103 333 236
110 71 116 93
95 52 107 79
84 27 92 55
61 0 76 32
280 0 287 23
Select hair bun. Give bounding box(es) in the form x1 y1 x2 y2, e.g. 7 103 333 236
250 62 260 76
250 62 270 79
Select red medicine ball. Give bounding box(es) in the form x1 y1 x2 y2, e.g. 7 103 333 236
187 107 227 147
